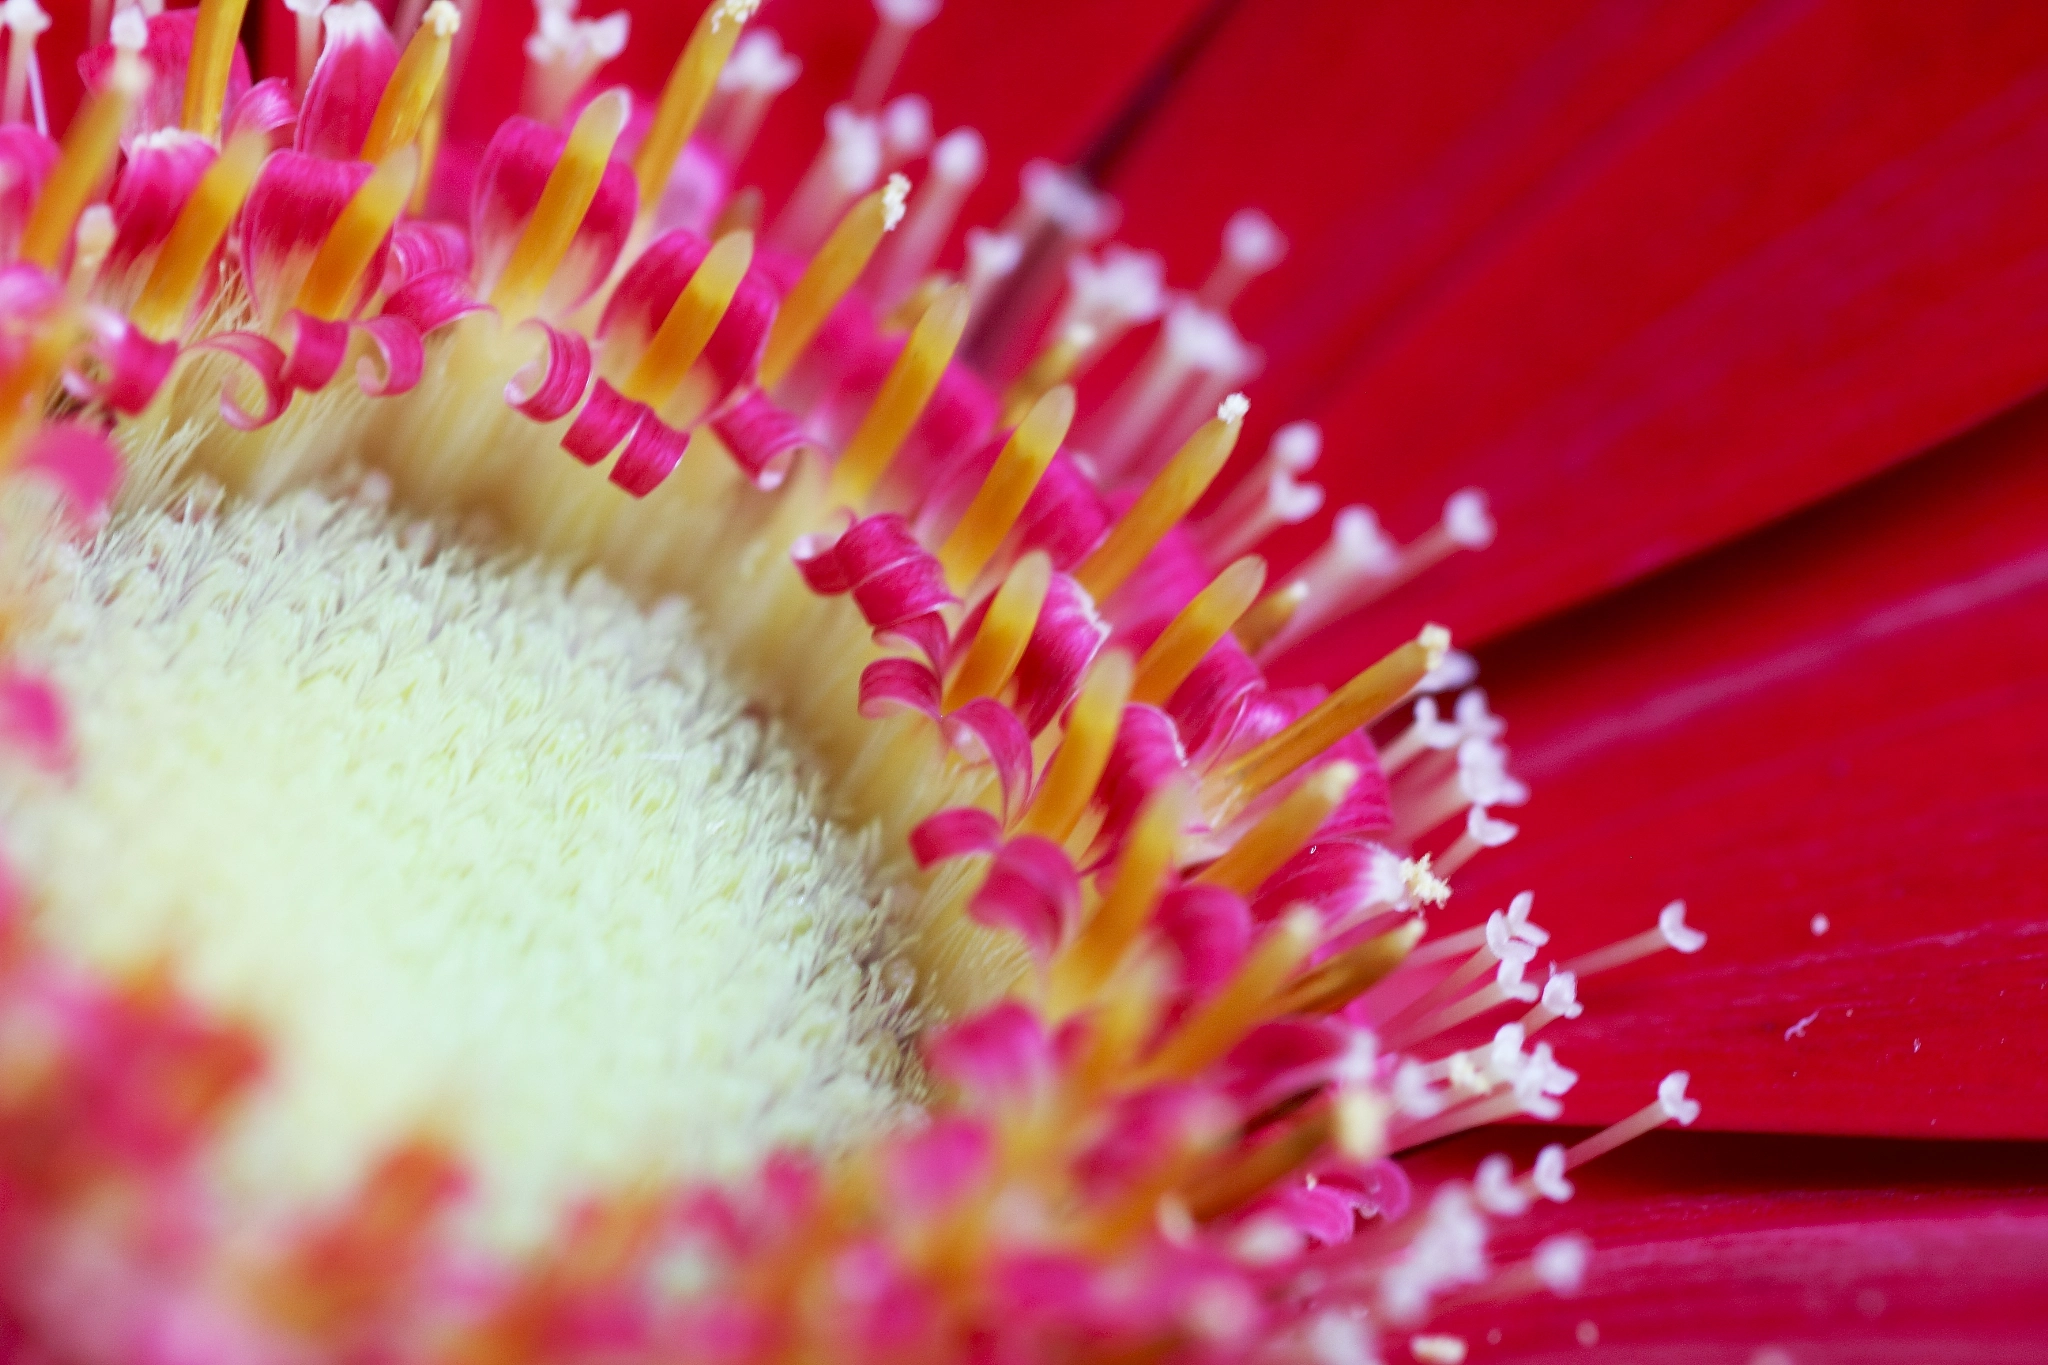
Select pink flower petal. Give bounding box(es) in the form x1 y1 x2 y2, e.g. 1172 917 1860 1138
0 125 57 266
709 389 810 491
382 222 475 297
238 152 379 327
599 229 781 398
856 657 942 721
101 132 216 295
968 836 1082 963
610 408 691 497
277 311 351 394
224 76 298 151
938 698 1036 821
65 312 179 415
561 378 646 465
295 2 400 162
1010 572 1109 736
79 9 251 148
381 267 491 337
349 315 424 398
471 116 637 319
503 319 594 421
909 808 1005 870
190 331 292 430
1155 882 1253 996
17 423 121 522
924 1001 1055 1108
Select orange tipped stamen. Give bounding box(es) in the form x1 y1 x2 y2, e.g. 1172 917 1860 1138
830 282 971 506
1222 626 1449 808
1072 402 1246 604
488 90 629 323
360 0 460 163
296 148 420 323
937 385 1073 591
1136 908 1319 1085
618 230 754 407
1235 579 1307 655
183 0 252 141
1271 919 1424 1016
21 53 143 271
1017 651 1133 845
760 179 908 391
1132 556 1266 706
943 551 1050 710
1195 761 1357 896
631 0 758 214
1047 781 1187 1014
131 132 267 340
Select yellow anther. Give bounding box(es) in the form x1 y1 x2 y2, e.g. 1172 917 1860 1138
1131 556 1266 706
1195 761 1357 897
1072 407 1245 605
183 0 252 141
1048 781 1188 1015
1271 920 1424 1017
359 0 460 163
829 282 970 506
1221 628 1445 809
21 53 144 271
943 551 1050 711
488 89 629 323
937 385 1073 592
410 95 445 215
1016 651 1133 845
618 230 753 407
631 0 755 213
759 182 902 391
1235 579 1308 655
296 147 419 323
1136 908 1319 1085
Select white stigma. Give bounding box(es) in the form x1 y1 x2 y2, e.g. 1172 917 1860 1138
1442 488 1496 549
1066 245 1166 328
719 29 799 92
1466 804 1519 848
1218 392 1251 425
324 0 388 46
1223 207 1287 273
110 6 148 53
710 0 763 32
1473 1153 1530 1216
1418 623 1452 671
1658 899 1707 953
823 104 884 193
1540 968 1584 1019
875 0 942 25
1417 646 1479 694
880 171 911 230
1 0 49 36
930 125 985 182
1532 1143 1575 1202
1533 1234 1592 1295
0 491 917 1253
881 93 933 161
422 0 460 36
1658 1071 1703 1125
1270 419 1322 472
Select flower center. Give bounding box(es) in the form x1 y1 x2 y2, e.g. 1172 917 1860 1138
0 482 920 1252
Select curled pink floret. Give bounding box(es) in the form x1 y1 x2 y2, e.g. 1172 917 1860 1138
225 77 298 151
382 267 490 337
601 230 779 397
350 315 425 397
65 311 178 415
239 153 381 327
792 513 956 670
472 116 636 319
1009 572 1108 736
908 808 1004 869
18 423 122 522
1091 703 1190 862
709 390 809 490
102 132 216 294
1164 636 1263 762
924 1001 1055 1109
296 2 400 162
278 312 352 393
503 319 593 420
968 835 1081 962
560 379 692 496
383 222 475 296
190 331 291 430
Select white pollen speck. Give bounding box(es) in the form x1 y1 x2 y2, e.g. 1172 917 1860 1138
1410 1334 1467 1364
0 491 918 1254
1418 623 1453 670
1750 1350 1796 1365
1811 913 1830 935
1576 1320 1600 1347
110 6 148 51
1218 392 1250 424
881 171 911 230
1785 1010 1820 1040
422 0 459 35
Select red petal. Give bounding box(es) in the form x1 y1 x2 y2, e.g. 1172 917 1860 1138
1448 394 2048 1138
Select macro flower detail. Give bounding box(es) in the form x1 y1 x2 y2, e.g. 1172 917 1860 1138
0 0 2039 1361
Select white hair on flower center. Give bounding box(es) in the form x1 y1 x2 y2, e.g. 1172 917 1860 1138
0 487 919 1253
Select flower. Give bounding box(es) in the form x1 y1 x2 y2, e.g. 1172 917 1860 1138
0 0 2036 1361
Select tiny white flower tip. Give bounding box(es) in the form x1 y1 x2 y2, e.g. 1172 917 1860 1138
963 228 1023 281
1217 392 1250 425
1533 1144 1575 1202
1418 623 1452 670
1541 969 1583 1019
110 6 148 50
1267 470 1323 524
1164 302 1251 371
721 30 799 91
882 94 933 155
1333 505 1398 574
710 0 762 31
1658 1070 1702 1126
1419 647 1479 694
1442 488 1496 549
586 11 629 59
423 0 461 36
1533 1234 1592 1296
931 127 985 181
1271 419 1322 472
1409 1334 1468 1365
875 0 942 26
880 172 911 231
1223 207 1287 272
1659 899 1707 953
1466 805 1519 848
1474 1153 1530 1216
1 0 50 34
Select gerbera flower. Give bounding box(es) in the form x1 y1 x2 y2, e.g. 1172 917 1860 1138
0 0 2039 1361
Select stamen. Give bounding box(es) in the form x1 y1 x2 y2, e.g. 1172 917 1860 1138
851 0 940 113
1071 397 1247 604
66 205 115 298
20 46 144 270
771 104 883 260
942 550 1049 709
1017 651 1134 844
1270 492 1495 655
877 93 933 174
1430 804 1519 881
285 0 328 93
1090 301 1254 483
183 0 252 140
1270 918 1423 1015
1183 1101 1332 1221
1562 1072 1701 1169
936 383 1072 590
705 29 799 165
1131 556 1266 706
522 0 628 126
829 281 970 506
1197 761 1357 896
1519 968 1583 1037
359 0 459 163
1047 781 1186 1013
1203 466 1325 564
1199 420 1320 547
2 0 50 128
868 126 984 312
131 132 267 339
1220 626 1449 809
295 147 419 322
618 229 753 407
758 176 907 391
1137 907 1319 1084
1232 579 1306 656
631 0 758 214
487 88 629 323
1564 901 1706 979
1196 207 1286 314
